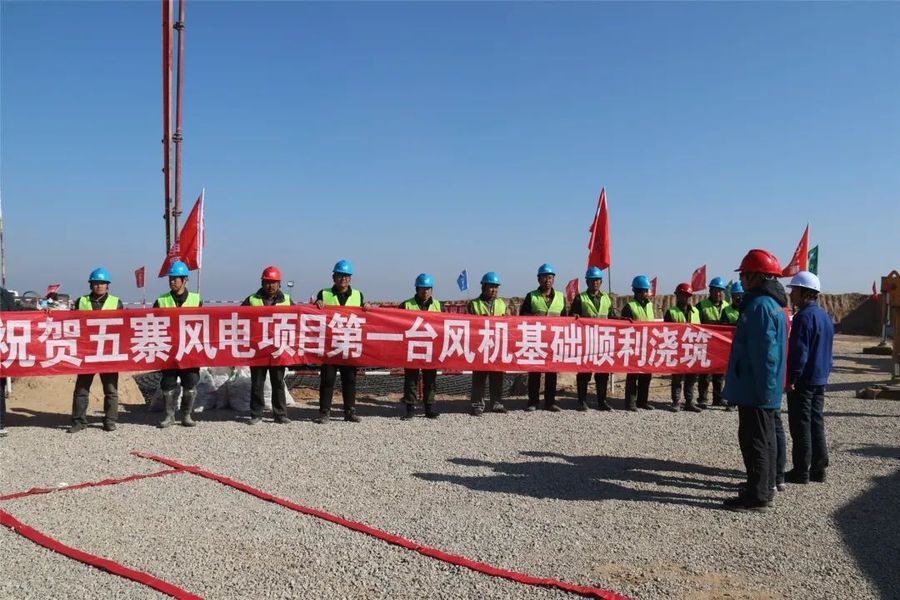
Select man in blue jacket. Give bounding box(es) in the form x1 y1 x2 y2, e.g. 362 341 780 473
783 271 834 484
722 249 788 512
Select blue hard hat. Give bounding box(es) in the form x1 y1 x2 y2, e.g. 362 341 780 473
632 275 651 290
88 267 111 283
333 259 353 275
415 273 433 288
537 263 556 276
480 271 501 286
710 276 728 290
167 261 189 278
730 281 744 294
585 266 604 280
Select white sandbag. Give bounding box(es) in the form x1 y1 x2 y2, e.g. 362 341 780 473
220 367 295 413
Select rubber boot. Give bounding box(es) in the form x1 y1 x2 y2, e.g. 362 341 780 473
401 403 415 421
344 408 361 423
671 384 682 412
180 389 197 427
424 403 440 419
626 395 638 412
158 390 178 428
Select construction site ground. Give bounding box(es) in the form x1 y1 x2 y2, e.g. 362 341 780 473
1 333 898 599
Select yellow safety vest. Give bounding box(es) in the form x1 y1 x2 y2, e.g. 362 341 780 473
576 292 611 318
626 299 655 321
156 292 201 308
320 288 361 307
78 295 119 310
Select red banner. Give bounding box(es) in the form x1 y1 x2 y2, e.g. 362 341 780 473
0 306 734 377
134 267 145 289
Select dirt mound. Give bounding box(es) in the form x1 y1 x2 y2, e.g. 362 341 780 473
6 373 149 425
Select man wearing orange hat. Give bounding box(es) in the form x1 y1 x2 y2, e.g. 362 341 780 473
722 249 788 512
664 283 701 413
242 265 294 425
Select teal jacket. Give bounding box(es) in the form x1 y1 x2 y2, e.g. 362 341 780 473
723 280 788 410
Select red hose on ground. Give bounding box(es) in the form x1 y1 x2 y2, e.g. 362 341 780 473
133 451 630 600
0 509 202 600
0 469 182 502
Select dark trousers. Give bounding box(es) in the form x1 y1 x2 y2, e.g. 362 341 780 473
737 406 777 504
625 374 652 405
577 373 609 404
72 373 119 425
787 384 829 475
471 371 503 410
774 409 786 483
0 378 6 429
527 372 558 407
402 369 437 405
670 374 697 404
319 365 357 413
698 373 724 404
250 366 287 418
160 368 200 392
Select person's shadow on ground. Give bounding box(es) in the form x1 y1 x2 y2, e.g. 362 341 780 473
836 444 900 600
414 451 744 509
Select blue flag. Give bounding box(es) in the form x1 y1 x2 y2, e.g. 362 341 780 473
457 269 468 291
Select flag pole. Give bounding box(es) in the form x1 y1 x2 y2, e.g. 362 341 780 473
196 188 205 297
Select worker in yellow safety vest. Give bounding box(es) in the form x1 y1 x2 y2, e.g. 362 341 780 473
467 272 509 416
697 276 731 408
399 273 442 420
570 266 616 411
154 260 203 428
665 283 702 413
621 275 655 411
314 259 371 424
519 263 568 412
241 265 294 425
68 268 125 433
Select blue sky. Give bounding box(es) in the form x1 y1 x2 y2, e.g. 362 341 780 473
2 1 898 303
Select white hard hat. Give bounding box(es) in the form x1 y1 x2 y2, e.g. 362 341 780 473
787 271 821 292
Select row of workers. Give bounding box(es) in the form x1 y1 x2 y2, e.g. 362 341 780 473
61 259 744 432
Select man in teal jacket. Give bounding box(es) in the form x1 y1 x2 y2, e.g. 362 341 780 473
722 249 788 512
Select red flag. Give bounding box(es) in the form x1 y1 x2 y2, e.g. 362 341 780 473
586 188 611 270
157 240 182 278
650 277 658 297
179 190 205 270
565 278 579 303
691 265 707 292
44 284 61 298
134 267 145 289
872 281 879 303
157 189 205 277
782 225 809 277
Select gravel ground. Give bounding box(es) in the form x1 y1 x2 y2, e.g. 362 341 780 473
1 335 898 600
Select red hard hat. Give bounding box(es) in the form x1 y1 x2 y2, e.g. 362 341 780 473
261 265 282 281
736 249 783 276
675 283 693 295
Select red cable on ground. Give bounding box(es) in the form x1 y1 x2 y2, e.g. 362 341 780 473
0 509 202 600
0 469 182 502
133 451 630 600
